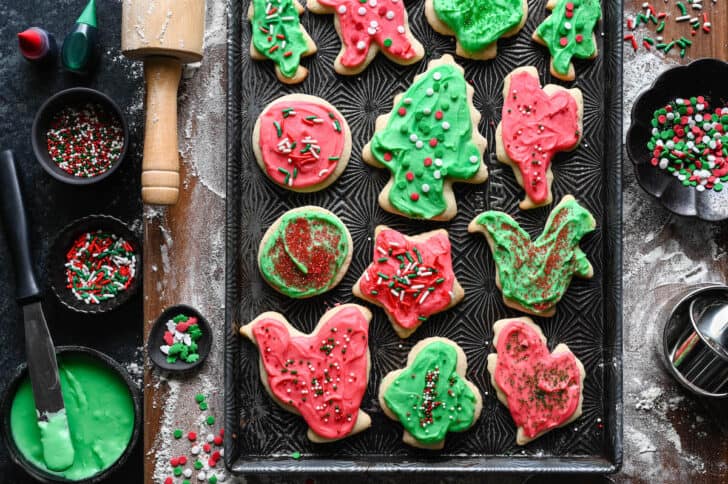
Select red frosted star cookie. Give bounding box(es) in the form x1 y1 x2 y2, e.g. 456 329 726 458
487 317 585 445
240 304 373 442
353 226 463 338
307 0 424 75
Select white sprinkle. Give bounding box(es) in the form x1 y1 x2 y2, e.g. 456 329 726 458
434 158 443 166
442 122 450 130
410 134 418 142
191 445 200 455
564 21 572 29
386 10 395 19
421 183 430 193
369 0 377 5
198 471 207 481
370 20 379 27
357 40 367 50
377 246 388 255
433 170 441 179
404 98 412 105
160 345 170 355
416 140 424 149
358 6 367 14
397 25 405 34
426 88 434 96
368 27 377 35
183 469 193 478
207 433 215 443
469 155 479 164
338 5 347 13
419 291 430 304
433 72 442 81
318 168 329 177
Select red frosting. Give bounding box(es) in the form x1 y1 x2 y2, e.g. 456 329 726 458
501 70 580 205
250 306 370 439
358 229 455 330
493 319 582 439
317 0 419 67
258 99 347 189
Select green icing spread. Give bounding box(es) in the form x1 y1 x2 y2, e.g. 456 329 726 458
10 353 135 481
433 0 524 53
252 0 309 78
259 210 350 298
535 0 601 76
473 197 594 314
38 409 75 471
369 64 483 219
383 341 478 445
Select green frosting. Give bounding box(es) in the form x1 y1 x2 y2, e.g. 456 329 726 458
38 409 75 471
10 353 135 481
473 197 594 314
433 0 524 54
259 210 350 298
535 0 601 76
383 341 478 445
369 64 483 219
252 0 309 78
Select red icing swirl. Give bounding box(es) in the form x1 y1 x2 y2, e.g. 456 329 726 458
250 306 369 439
317 0 419 67
493 319 581 439
501 70 580 205
358 229 455 330
258 98 347 189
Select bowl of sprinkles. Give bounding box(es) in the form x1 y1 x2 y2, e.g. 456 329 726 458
49 215 140 314
148 305 212 373
32 87 128 184
627 58 728 221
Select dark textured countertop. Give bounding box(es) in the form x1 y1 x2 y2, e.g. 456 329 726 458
0 0 144 482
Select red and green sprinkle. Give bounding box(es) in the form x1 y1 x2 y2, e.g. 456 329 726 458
64 230 136 304
160 314 203 364
647 96 728 192
46 103 124 178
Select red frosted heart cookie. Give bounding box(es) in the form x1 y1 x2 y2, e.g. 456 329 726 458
487 317 585 445
240 304 372 442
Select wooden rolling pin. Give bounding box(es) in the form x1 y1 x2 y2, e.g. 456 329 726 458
121 0 205 205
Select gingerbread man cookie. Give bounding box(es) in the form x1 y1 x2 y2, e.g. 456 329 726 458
306 0 424 75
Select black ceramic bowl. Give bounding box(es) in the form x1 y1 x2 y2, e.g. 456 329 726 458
626 58 728 221
32 87 129 185
148 304 212 374
49 215 141 314
0 346 141 483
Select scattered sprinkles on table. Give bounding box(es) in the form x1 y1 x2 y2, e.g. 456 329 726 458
64 230 136 304
623 1 714 57
46 103 124 178
164 394 226 483
647 96 728 192
160 313 203 364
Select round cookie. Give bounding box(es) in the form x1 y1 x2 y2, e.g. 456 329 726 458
532 0 602 82
362 55 488 221
253 94 352 192
248 0 317 84
352 225 464 339
258 206 353 298
487 317 585 445
240 304 373 442
306 0 424 75
467 195 595 317
378 337 482 450
496 66 583 210
425 0 528 60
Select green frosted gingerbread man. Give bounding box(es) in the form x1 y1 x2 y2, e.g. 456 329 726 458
363 55 488 221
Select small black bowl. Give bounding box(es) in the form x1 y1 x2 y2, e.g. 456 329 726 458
0 346 141 483
626 58 728 221
148 304 212 373
49 215 141 314
32 87 129 185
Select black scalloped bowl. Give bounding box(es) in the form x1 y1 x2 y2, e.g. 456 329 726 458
49 215 141 314
627 58 728 221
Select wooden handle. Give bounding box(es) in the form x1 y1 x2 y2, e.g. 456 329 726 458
142 57 182 205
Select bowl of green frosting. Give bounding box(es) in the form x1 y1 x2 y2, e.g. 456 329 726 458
1 346 140 482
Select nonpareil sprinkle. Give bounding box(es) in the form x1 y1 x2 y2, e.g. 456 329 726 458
46 103 124 178
65 230 136 304
647 96 728 192
160 314 203 364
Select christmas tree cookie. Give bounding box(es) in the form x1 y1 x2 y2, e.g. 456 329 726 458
488 317 585 445
379 337 482 449
496 66 583 209
307 0 424 75
363 55 488 221
241 304 372 442
532 0 601 81
253 94 352 192
249 0 317 84
353 226 464 338
425 0 528 60
468 195 595 317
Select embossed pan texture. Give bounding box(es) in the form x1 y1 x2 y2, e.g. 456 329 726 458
225 0 623 474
